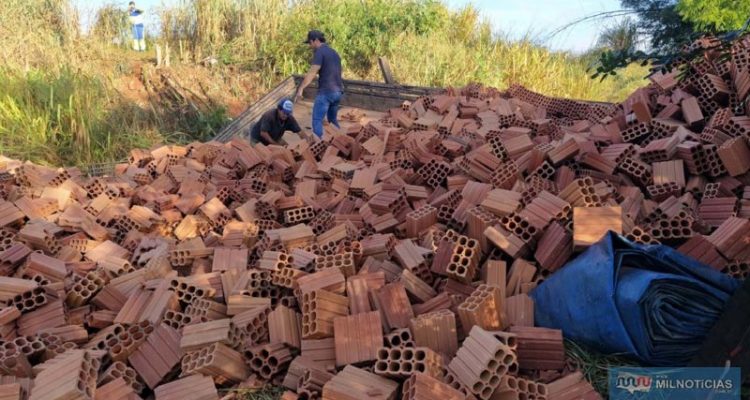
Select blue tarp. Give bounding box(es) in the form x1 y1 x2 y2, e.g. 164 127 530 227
530 232 741 366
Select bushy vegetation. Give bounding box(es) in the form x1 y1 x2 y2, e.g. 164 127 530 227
0 0 228 166
591 1 749 78
160 0 647 100
1 0 647 167
0 68 158 166
91 3 131 47
676 0 750 32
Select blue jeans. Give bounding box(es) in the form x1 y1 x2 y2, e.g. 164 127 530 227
312 91 342 138
132 24 144 40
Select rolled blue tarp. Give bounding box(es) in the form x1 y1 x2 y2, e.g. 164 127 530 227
530 232 741 366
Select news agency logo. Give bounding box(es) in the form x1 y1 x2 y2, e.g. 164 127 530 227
610 367 740 399
615 371 653 394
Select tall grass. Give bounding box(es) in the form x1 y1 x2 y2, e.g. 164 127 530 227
383 33 645 100
159 0 647 101
91 3 131 47
159 0 289 64
0 0 648 167
0 0 81 72
0 68 164 166
0 0 230 167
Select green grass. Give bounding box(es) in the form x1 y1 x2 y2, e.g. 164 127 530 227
0 66 226 167
0 67 154 166
566 340 750 397
221 386 284 400
0 0 230 167
565 339 642 396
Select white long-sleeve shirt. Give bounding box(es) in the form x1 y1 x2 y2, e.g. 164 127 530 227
129 10 144 26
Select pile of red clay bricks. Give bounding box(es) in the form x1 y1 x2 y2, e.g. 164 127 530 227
0 36 749 400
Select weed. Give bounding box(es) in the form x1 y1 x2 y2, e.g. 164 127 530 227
565 339 642 396
221 386 284 400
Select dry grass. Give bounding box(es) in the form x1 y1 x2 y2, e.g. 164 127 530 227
158 0 647 102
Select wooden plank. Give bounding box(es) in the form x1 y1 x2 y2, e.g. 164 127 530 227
378 57 396 84
214 76 298 142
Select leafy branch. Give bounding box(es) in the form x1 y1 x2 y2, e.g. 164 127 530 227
590 15 750 80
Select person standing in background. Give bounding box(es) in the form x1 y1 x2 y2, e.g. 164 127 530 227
294 30 343 140
128 1 146 52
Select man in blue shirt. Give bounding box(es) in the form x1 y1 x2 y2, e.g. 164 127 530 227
128 2 146 52
295 30 344 140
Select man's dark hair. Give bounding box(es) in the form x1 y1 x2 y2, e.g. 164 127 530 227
305 30 327 44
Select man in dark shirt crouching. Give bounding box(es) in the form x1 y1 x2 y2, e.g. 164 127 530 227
249 99 301 146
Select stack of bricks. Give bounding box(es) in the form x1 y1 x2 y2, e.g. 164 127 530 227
509 326 566 370
373 346 444 379
457 284 505 332
410 309 458 357
29 349 100 400
545 371 602 400
401 372 465 400
446 326 519 400
446 234 481 283
301 289 348 339
1 33 750 399
98 361 144 393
